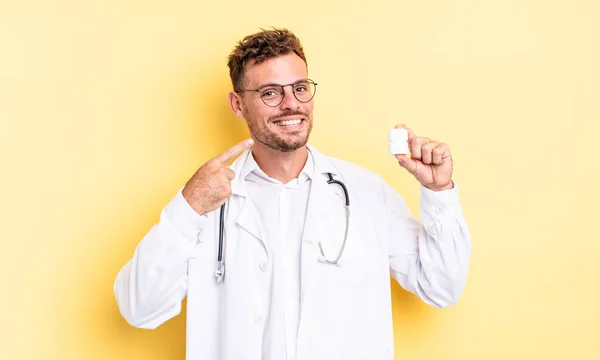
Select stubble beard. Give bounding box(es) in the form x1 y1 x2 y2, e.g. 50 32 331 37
245 112 313 153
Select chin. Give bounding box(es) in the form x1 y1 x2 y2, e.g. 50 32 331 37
268 136 309 153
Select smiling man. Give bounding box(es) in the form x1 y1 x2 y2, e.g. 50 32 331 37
114 28 472 360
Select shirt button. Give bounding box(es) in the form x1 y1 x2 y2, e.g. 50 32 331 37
435 206 445 214
429 223 438 233
259 263 268 271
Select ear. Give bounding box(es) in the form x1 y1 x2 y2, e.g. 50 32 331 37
228 91 246 120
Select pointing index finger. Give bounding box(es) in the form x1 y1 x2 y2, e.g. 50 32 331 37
214 138 254 164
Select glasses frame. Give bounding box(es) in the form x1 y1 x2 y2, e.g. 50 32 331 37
236 78 318 107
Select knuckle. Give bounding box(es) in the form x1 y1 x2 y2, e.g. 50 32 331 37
206 157 218 165
205 161 219 171
423 144 435 153
224 170 235 180
417 137 430 147
213 166 225 177
219 179 231 190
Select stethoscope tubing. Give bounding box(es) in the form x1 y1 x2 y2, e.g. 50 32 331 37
215 172 349 284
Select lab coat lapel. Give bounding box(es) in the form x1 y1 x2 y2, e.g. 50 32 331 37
301 173 333 246
300 145 340 293
228 150 269 257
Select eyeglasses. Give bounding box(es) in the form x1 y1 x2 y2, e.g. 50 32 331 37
236 79 318 107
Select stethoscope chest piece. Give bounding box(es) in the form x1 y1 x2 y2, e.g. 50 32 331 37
215 263 225 284
318 255 341 267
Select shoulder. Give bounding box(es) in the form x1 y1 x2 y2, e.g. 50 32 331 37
317 152 393 223
320 153 384 189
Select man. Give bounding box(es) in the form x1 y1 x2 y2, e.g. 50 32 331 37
114 28 471 360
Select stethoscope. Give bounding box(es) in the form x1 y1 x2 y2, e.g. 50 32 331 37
215 172 350 284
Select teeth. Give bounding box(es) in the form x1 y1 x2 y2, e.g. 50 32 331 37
275 119 302 126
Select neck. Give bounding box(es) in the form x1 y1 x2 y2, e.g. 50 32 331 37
252 143 309 183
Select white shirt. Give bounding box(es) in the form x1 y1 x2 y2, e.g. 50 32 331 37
241 150 314 360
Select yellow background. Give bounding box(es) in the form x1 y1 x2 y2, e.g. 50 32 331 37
1 0 599 359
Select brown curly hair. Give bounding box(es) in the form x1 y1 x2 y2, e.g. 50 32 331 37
227 28 307 91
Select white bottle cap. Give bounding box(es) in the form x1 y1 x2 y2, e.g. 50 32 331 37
389 128 408 141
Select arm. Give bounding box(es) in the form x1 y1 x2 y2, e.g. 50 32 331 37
113 189 207 329
113 138 254 329
384 179 471 308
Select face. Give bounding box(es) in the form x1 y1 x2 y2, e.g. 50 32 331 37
229 52 314 153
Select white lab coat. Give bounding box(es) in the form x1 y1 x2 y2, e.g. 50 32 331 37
114 144 471 360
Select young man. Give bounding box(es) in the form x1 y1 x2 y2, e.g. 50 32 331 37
114 28 471 360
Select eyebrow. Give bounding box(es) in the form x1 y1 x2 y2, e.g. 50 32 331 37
256 78 310 89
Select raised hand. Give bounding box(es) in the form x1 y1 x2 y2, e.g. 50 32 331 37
182 139 254 215
394 125 454 191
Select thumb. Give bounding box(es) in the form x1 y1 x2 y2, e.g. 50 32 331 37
395 154 418 174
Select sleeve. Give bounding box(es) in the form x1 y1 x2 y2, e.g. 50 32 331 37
113 187 211 329
383 178 471 308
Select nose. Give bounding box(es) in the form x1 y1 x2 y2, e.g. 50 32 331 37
278 85 300 110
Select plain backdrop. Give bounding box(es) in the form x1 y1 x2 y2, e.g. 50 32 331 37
1 0 599 359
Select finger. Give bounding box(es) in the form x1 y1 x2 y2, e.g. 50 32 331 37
421 140 440 165
214 138 254 164
394 124 417 144
432 143 450 165
410 137 429 160
395 154 419 176
223 168 236 181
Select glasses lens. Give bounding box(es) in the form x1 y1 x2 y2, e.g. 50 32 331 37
260 86 284 106
293 80 316 102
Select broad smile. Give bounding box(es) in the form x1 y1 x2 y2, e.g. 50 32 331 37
272 117 305 131
274 118 302 126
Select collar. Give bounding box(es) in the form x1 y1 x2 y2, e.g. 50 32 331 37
230 143 339 195
238 148 311 181
306 143 339 178
236 143 337 180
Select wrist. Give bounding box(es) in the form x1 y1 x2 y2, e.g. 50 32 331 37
182 188 207 216
425 181 454 192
